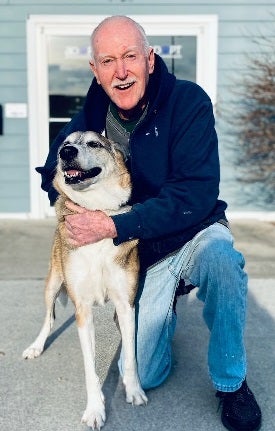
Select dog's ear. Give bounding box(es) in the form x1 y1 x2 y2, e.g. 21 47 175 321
98 133 129 161
111 140 129 161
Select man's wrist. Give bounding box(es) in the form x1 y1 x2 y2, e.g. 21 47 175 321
107 216 118 239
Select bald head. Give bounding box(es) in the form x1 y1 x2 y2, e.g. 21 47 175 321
90 16 150 60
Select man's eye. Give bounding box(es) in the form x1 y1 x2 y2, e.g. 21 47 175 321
101 58 113 66
125 54 137 61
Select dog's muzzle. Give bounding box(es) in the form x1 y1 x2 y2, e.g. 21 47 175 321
59 145 102 185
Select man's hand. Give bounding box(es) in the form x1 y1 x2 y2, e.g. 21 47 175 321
64 201 117 247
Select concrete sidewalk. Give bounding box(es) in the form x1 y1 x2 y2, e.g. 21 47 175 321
0 218 275 431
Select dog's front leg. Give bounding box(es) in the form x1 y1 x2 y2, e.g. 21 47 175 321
76 305 106 430
115 302 148 406
23 267 63 359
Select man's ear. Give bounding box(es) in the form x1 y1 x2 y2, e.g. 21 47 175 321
148 47 155 74
89 60 101 85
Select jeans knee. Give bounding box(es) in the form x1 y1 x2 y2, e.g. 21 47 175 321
137 355 172 390
186 236 247 295
200 237 245 272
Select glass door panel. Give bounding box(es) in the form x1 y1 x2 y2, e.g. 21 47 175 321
47 35 92 143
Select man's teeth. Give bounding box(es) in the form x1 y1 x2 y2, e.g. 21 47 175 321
117 82 133 89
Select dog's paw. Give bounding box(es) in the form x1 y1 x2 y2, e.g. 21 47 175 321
126 386 148 406
22 345 43 359
81 406 106 430
81 392 106 430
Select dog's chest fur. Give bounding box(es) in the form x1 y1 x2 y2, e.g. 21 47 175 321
64 238 127 306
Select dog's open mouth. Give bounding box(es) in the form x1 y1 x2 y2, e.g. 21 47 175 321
64 167 102 184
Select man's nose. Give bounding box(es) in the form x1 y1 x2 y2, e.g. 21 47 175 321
115 58 128 79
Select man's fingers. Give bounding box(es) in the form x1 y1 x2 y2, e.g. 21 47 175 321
65 200 86 214
64 207 117 245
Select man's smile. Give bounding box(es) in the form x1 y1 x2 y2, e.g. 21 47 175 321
113 81 135 91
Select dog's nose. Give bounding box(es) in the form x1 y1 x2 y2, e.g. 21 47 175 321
59 145 78 162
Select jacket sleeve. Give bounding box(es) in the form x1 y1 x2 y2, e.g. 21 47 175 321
111 92 225 244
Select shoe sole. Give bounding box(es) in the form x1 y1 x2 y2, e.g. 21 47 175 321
222 415 262 431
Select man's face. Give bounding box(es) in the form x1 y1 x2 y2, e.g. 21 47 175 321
89 21 155 119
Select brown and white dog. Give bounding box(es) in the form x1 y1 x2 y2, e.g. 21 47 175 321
23 131 147 429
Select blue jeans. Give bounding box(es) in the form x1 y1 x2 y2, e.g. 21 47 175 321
119 222 248 393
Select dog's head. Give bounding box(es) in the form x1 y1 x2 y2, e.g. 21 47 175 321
55 131 128 193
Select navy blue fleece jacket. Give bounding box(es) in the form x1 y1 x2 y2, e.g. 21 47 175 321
37 54 227 269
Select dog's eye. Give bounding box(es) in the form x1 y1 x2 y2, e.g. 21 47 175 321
87 141 103 148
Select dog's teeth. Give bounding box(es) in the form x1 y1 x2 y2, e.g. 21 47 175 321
65 170 82 178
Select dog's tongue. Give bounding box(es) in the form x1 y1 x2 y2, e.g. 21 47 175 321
66 170 82 177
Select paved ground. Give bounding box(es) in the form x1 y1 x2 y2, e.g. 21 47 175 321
0 217 275 431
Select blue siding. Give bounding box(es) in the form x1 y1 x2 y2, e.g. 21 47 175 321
0 0 274 214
